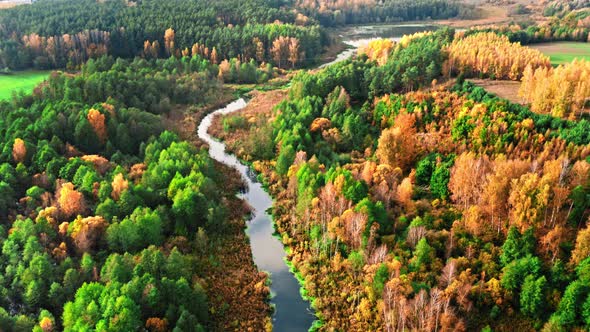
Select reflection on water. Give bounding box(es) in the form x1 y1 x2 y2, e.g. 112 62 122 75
321 24 440 68
197 99 316 332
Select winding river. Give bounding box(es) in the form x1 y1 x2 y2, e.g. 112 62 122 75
197 99 315 332
197 23 439 332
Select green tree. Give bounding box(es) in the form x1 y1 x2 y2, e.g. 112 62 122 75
520 275 546 316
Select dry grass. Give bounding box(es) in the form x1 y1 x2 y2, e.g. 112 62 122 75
433 0 546 28
209 89 286 142
208 89 287 161
0 1 29 8
469 79 524 104
161 89 235 148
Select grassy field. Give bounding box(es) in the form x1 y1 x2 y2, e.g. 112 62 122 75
530 42 590 65
0 71 50 100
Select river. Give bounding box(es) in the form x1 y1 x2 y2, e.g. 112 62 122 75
321 23 440 68
197 99 316 332
197 23 439 332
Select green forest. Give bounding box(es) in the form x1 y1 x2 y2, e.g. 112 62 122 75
1 0 590 331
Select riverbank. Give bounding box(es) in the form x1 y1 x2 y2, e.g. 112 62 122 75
208 89 287 162
199 98 316 331
164 93 273 331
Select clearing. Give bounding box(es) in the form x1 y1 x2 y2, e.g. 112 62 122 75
0 71 50 100
468 79 523 104
530 42 590 65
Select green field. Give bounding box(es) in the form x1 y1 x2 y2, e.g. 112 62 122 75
531 42 590 66
0 71 50 100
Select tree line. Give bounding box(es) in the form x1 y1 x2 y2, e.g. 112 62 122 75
0 0 322 70
295 0 460 26
464 11 590 45
0 0 464 70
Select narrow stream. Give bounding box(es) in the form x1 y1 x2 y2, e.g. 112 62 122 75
197 99 316 332
196 23 440 332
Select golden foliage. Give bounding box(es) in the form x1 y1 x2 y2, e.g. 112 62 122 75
58 182 86 219
111 173 129 201
340 209 368 249
358 39 395 65
211 47 218 64
130 163 146 180
310 117 332 132
146 317 168 332
52 242 68 261
396 176 414 211
69 216 107 253
449 152 491 209
508 172 550 232
398 31 433 48
87 108 107 143
271 36 302 68
218 59 231 80
81 155 110 175
39 317 54 332
37 206 59 225
571 224 590 266
445 32 550 80
376 113 417 170
519 59 590 119
12 138 26 163
164 28 175 56
253 37 265 62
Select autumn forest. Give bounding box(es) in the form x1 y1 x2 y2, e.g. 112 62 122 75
0 0 589 331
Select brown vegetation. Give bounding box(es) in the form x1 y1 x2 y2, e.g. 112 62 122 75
469 79 522 104
201 161 272 331
208 89 288 161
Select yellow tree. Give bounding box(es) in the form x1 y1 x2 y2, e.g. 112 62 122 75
271 36 290 68
87 108 107 143
571 224 590 266
12 138 26 163
358 39 395 65
448 152 490 210
210 47 218 64
253 37 265 62
164 28 175 56
69 216 107 253
288 37 302 68
111 173 129 201
376 113 417 171
58 182 86 219
508 172 549 232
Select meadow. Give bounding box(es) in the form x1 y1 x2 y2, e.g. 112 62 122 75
531 41 590 65
0 70 49 100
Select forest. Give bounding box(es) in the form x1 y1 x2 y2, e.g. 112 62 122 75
0 0 461 70
1 0 590 331
0 53 276 330
214 27 590 331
